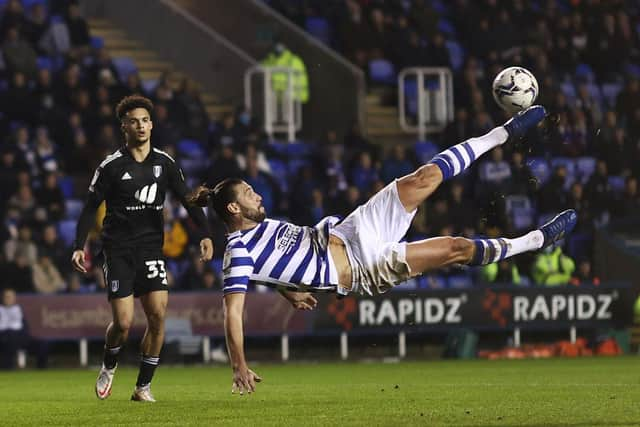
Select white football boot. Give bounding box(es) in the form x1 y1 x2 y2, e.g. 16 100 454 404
131 384 156 402
95 364 117 400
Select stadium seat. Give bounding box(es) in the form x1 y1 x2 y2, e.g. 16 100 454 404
177 139 206 159
141 79 158 95
414 140 439 163
305 17 331 45
288 158 311 178
505 195 534 230
526 157 551 185
112 57 138 83
57 220 76 246
445 40 464 72
164 318 202 357
608 175 625 193
626 63 640 78
36 56 54 71
58 176 75 198
368 59 396 85
446 274 473 289
560 81 577 103
601 83 623 109
404 79 418 116
576 157 596 183
64 199 84 221
575 63 595 83
90 36 104 50
284 141 312 159
267 158 288 193
437 18 456 37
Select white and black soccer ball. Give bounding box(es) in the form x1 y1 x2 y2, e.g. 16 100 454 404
492 66 539 114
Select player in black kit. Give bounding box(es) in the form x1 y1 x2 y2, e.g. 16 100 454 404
71 95 214 402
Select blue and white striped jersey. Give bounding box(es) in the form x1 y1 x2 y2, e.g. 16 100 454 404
222 216 341 294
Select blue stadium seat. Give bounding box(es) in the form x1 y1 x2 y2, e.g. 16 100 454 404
22 0 46 9
404 79 418 115
437 18 456 37
58 176 75 198
267 158 288 193
288 158 311 178
601 83 623 109
445 40 464 72
57 220 76 246
368 59 396 85
576 157 596 183
177 139 206 159
414 140 439 163
90 36 104 50
141 79 158 95
36 56 53 71
305 17 330 45
575 63 595 83
284 141 312 159
64 199 84 221
608 175 625 193
505 195 534 231
112 57 138 83
626 63 640 78
560 81 577 102
526 157 551 185
446 274 473 289
179 157 208 176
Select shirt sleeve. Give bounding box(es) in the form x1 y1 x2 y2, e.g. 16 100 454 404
222 242 254 294
166 158 211 239
73 165 108 251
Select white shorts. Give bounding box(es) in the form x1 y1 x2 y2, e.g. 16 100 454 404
331 181 416 295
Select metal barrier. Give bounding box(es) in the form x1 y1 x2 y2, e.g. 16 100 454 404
245 65 302 142
398 67 454 140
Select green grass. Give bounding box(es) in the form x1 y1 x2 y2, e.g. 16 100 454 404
1 357 639 426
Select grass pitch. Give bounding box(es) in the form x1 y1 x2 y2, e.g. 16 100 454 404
0 357 639 426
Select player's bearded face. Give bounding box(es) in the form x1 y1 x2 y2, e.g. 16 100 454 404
241 204 266 222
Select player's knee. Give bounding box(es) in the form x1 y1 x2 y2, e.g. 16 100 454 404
114 316 134 333
411 164 442 191
450 237 473 261
145 311 165 332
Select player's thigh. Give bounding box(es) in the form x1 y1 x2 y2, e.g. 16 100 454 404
103 249 136 301
139 290 168 327
350 181 416 243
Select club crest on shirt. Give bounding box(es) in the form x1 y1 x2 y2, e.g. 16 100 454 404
153 165 162 178
111 280 119 292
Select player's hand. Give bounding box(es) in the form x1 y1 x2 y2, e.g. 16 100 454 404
231 366 262 395
71 250 87 273
199 238 214 262
288 292 318 311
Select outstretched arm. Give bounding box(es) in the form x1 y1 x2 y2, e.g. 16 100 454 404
224 292 262 394
278 289 318 310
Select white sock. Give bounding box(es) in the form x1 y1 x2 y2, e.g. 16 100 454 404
470 230 544 265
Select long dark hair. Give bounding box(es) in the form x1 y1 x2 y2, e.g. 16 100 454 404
187 178 244 223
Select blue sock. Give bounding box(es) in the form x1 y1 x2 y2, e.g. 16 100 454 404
429 127 508 181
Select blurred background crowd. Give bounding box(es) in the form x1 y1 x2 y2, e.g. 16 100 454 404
0 0 639 297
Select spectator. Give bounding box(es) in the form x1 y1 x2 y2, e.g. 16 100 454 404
3 72 37 126
32 253 65 294
37 223 68 275
508 151 537 197
5 223 38 266
380 145 413 184
163 209 189 260
0 288 28 370
243 152 280 215
2 26 37 78
151 103 181 150
615 176 640 218
584 160 612 217
6 186 37 229
34 127 59 176
65 2 90 53
23 3 49 51
262 41 309 104
4 252 35 293
205 144 242 188
479 146 511 191
538 166 569 215
447 181 476 235
210 113 246 151
174 78 209 140
532 246 576 286
569 259 600 286
350 151 378 194
36 172 65 222
479 259 521 285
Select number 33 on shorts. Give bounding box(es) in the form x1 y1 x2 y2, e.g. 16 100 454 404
145 260 168 285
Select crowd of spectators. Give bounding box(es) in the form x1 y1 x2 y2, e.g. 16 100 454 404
1 0 639 296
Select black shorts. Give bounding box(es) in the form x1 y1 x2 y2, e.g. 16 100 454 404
102 247 169 299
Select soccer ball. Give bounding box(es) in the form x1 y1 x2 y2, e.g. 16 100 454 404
492 66 539 114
